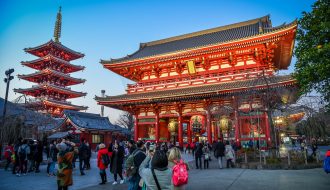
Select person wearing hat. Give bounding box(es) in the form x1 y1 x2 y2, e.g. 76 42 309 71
56 142 76 190
97 143 109 185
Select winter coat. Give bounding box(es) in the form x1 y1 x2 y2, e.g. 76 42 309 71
214 142 225 158
4 145 14 159
225 145 235 160
78 143 89 160
97 148 109 170
57 150 75 187
195 144 203 158
110 146 125 174
18 144 31 161
86 144 92 158
34 143 43 163
139 156 172 190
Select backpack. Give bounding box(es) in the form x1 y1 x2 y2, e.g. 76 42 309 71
172 159 188 186
125 150 141 177
19 146 27 160
323 157 330 174
101 153 110 166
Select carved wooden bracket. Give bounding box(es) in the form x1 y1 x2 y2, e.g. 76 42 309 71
201 57 211 70
151 104 161 114
174 62 184 74
152 65 162 78
227 52 238 66
202 98 212 110
174 102 183 114
127 105 140 115
132 68 144 80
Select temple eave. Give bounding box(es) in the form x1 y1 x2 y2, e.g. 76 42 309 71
101 19 297 67
96 76 297 106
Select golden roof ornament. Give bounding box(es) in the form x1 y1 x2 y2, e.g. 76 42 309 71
54 6 62 43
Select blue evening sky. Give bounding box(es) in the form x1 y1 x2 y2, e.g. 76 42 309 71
0 0 314 122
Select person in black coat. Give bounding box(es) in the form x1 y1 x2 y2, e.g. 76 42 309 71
110 141 125 185
78 139 89 175
214 140 225 169
195 143 203 169
85 142 92 170
34 140 43 173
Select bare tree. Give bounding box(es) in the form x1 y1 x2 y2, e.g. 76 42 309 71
115 111 134 131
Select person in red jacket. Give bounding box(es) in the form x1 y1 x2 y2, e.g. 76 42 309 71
326 150 330 158
97 143 109 185
4 143 14 171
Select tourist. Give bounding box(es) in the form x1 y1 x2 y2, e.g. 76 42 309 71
186 143 191 154
4 143 14 171
190 142 195 155
97 143 109 185
195 143 203 169
34 140 43 173
57 142 76 190
126 140 146 190
323 149 330 174
214 140 225 169
168 147 189 190
225 141 235 168
248 140 253 149
78 139 89 175
128 140 137 154
47 140 58 176
17 139 30 176
110 141 125 185
203 144 210 169
27 140 36 172
12 138 22 174
139 150 172 190
311 141 318 157
86 141 92 170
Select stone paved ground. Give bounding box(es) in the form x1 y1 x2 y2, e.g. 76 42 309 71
1 149 329 190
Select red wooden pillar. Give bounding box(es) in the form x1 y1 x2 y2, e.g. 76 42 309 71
134 114 138 141
187 122 192 144
234 110 240 144
155 113 160 143
206 110 212 143
264 111 271 146
175 102 183 148
214 121 218 142
178 113 183 147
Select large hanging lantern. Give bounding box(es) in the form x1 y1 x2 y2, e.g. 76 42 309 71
168 119 178 135
191 115 203 134
219 116 229 131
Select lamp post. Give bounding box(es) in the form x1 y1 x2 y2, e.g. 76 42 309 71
2 68 14 125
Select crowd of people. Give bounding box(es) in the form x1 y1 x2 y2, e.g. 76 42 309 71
2 137 241 190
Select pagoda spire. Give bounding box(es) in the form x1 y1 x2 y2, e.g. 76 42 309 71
54 6 62 43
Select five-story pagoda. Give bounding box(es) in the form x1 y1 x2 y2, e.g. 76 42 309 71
14 7 87 117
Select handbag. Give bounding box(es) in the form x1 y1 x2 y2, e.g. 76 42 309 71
151 169 161 190
205 153 210 160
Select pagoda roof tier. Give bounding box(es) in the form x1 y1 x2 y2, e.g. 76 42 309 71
18 68 86 86
96 75 296 107
101 15 297 73
21 54 85 73
26 98 88 111
24 40 84 61
14 83 87 99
